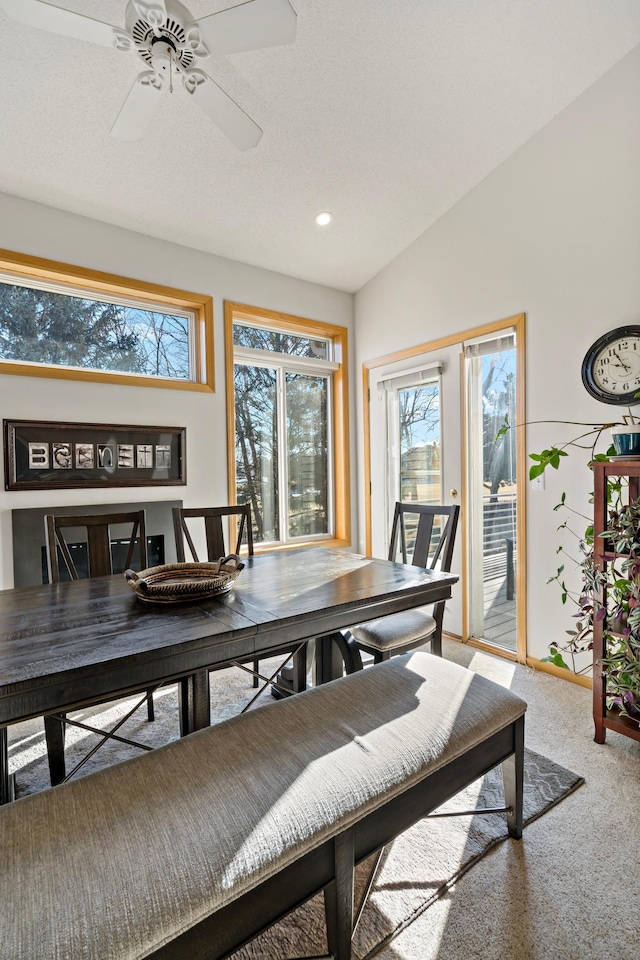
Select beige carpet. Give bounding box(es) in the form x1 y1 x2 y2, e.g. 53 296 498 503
8 648 591 959
232 748 582 960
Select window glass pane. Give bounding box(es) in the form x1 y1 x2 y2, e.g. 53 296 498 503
286 373 328 538
0 281 191 379
234 364 279 542
233 323 329 360
398 383 440 504
468 343 517 651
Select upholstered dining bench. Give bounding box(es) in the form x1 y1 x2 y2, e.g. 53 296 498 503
0 652 526 960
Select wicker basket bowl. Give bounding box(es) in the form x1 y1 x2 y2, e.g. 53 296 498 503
124 555 244 603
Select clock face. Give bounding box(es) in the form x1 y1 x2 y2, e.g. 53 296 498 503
582 326 640 405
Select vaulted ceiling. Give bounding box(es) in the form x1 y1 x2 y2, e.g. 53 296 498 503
0 1 638 292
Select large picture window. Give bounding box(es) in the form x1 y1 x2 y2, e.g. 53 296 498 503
0 249 214 391
225 303 349 550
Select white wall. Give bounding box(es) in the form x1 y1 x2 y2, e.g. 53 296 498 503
354 46 640 664
0 195 354 588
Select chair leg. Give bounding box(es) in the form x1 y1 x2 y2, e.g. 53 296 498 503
252 658 259 688
44 714 66 786
373 650 391 664
430 604 445 657
146 690 155 722
429 632 443 657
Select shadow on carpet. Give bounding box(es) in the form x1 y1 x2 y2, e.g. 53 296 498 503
9 676 584 960
232 747 584 960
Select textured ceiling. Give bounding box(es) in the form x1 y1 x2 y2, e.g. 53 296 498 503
0 1 639 292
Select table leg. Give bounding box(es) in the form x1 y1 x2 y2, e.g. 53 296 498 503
292 644 307 692
272 643 310 699
1 728 15 805
178 670 211 736
315 633 347 685
44 715 66 786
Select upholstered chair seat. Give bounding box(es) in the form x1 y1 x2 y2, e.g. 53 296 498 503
350 605 436 652
336 502 459 674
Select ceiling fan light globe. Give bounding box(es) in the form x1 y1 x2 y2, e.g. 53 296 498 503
150 40 174 73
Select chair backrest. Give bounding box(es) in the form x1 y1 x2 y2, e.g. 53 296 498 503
44 510 148 584
388 502 460 573
172 504 254 563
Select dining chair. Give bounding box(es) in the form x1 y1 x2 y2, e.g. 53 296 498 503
173 504 306 701
43 510 157 786
336 502 460 673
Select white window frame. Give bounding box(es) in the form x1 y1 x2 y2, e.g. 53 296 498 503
233 336 337 545
225 302 350 552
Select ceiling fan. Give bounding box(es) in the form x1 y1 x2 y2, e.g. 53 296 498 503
0 0 297 149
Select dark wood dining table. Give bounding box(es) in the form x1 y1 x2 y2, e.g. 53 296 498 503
0 546 458 803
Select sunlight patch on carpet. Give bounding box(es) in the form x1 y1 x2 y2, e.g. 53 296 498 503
8 667 584 960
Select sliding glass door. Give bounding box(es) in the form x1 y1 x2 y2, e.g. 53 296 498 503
465 333 518 652
365 316 525 660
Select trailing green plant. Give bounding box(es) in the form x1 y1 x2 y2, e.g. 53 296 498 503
543 494 601 675
497 408 640 718
597 499 640 718
540 494 640 719
495 413 631 480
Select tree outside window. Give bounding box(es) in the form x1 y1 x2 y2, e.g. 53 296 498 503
0 282 191 379
226 305 349 550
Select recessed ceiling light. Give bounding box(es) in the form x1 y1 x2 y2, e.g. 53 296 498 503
315 212 333 226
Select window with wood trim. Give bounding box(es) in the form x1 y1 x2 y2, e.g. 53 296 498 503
225 302 350 550
0 249 214 392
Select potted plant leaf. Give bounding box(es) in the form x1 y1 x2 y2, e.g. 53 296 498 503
597 499 640 720
497 407 640 712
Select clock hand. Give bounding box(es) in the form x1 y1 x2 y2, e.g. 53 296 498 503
612 349 631 372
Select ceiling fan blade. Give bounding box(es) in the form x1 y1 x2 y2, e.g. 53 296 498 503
184 70 262 150
0 0 118 47
193 0 296 58
110 72 163 142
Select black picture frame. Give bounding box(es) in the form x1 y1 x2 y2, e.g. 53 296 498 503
4 420 186 491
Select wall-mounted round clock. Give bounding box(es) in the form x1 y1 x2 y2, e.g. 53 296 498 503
581 326 640 405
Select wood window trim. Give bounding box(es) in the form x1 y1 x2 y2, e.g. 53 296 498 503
225 301 350 552
0 248 214 392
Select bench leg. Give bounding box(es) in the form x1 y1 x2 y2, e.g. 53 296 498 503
324 829 355 960
502 715 525 839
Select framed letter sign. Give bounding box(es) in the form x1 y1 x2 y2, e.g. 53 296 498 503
4 420 186 491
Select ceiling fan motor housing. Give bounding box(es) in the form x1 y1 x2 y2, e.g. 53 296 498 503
125 0 204 72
